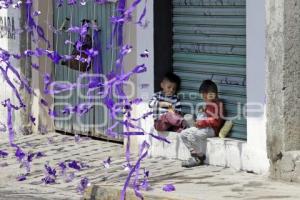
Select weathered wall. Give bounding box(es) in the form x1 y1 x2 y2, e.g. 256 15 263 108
0 7 23 133
31 0 55 134
266 0 300 182
245 0 269 174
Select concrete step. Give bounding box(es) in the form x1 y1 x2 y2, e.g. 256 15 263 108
147 131 246 171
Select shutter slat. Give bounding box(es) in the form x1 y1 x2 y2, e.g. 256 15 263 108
173 25 246 36
173 0 246 6
173 7 246 16
173 16 246 26
173 43 245 55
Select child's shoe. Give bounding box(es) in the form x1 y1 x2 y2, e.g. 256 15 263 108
181 157 202 168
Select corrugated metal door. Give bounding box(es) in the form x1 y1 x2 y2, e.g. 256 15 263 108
53 1 123 141
172 0 246 139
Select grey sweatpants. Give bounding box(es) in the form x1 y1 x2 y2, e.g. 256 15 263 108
180 127 215 154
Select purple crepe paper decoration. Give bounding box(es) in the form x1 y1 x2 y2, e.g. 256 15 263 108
136 0 147 27
58 162 67 173
17 174 27 181
149 133 170 144
4 99 17 147
77 177 90 194
15 147 25 161
12 53 22 59
0 68 25 108
162 184 175 192
58 162 67 178
120 141 150 200
32 10 41 17
0 122 6 132
65 172 75 183
132 142 149 199
36 152 46 158
47 51 62 64
42 163 57 184
56 0 64 7
140 49 149 58
0 150 8 158
74 134 80 143
95 0 108 4
123 132 144 136
103 156 111 169
29 114 36 125
25 1 50 47
42 176 56 184
80 161 90 169
0 1 154 199
140 179 150 191
27 152 35 162
68 160 81 171
40 98 48 107
58 161 77 182
122 162 131 171
43 73 52 95
48 109 58 118
68 0 77 5
138 169 150 191
47 137 54 144
90 27 103 90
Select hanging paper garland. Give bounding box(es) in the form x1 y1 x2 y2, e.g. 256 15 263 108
0 0 174 199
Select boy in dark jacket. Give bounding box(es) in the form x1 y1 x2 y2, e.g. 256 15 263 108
149 72 187 132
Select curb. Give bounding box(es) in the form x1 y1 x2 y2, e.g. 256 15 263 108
82 185 183 200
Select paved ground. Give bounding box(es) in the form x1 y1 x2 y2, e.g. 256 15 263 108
0 132 300 200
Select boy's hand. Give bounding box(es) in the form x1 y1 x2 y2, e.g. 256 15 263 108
194 122 198 127
159 101 172 108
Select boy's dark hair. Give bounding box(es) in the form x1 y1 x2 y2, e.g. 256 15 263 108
163 72 181 89
199 80 218 94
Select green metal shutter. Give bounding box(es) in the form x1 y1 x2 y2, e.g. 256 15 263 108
53 2 122 141
172 0 247 139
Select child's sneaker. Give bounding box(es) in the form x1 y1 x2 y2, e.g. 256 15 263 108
181 157 201 168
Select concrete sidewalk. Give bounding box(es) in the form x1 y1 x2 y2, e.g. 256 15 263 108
0 133 300 200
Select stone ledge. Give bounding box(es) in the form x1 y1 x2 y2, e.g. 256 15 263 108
147 131 247 171
82 185 182 200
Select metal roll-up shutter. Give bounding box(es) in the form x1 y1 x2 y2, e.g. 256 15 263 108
53 1 123 141
172 0 247 139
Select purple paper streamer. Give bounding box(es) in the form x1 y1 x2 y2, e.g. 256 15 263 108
0 67 25 108
2 99 18 147
132 142 147 199
123 132 144 136
136 0 147 27
25 1 50 47
120 141 150 200
17 174 27 181
42 163 57 184
65 172 76 183
77 177 90 194
162 184 175 192
90 27 103 88
0 1 155 199
35 152 46 158
103 157 111 169
0 122 6 132
68 160 81 171
0 150 8 158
